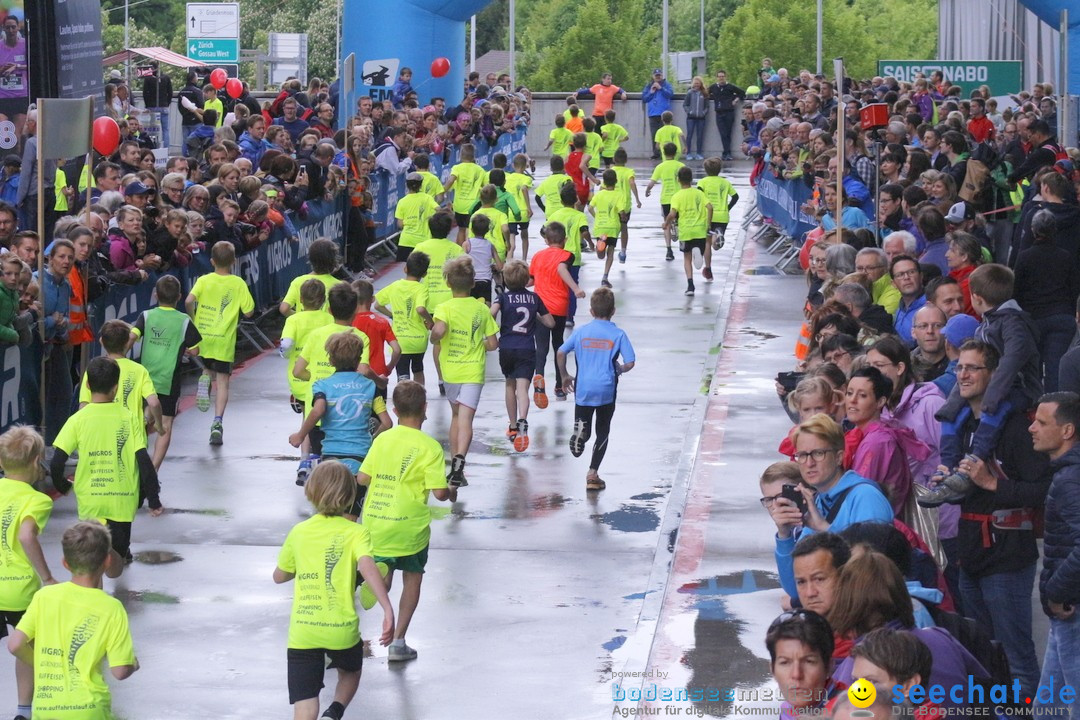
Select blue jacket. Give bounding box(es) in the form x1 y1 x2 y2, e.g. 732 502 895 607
238 131 271 167
1040 443 1080 613
775 470 894 599
641 80 674 117
390 79 414 108
894 294 927 346
34 269 70 342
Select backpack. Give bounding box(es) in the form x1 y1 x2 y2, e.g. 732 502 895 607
960 158 993 212
926 604 1012 690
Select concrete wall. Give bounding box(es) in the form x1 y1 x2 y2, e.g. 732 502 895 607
524 92 743 160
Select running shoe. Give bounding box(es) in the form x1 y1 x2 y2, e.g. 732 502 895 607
618 250 627 264
703 266 713 282
506 424 518 441
368 415 382 436
712 232 725 251
533 374 548 409
196 374 211 412
321 702 347 720
601 277 613 289
448 455 468 488
565 318 575 330
685 282 695 296
586 472 606 492
296 454 318 486
513 419 530 452
209 420 223 446
388 643 418 662
554 387 567 401
665 248 675 262
359 561 390 610
569 419 588 457
691 246 704 269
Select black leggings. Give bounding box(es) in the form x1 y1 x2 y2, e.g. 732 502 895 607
575 402 616 470
534 315 567 388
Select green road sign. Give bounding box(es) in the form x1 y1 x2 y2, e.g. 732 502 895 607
877 60 1023 96
187 38 239 64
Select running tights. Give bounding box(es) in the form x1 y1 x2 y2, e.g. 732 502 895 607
575 402 616 470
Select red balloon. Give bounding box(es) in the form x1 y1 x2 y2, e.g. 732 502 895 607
210 68 227 90
92 116 120 156
226 78 243 99
430 57 450 78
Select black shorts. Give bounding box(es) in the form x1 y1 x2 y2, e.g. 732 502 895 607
454 212 472 229
680 238 706 254
0 609 24 638
395 244 414 262
471 280 492 304
601 155 614 167
508 222 525 236
661 203 671 218
396 352 425 378
287 641 365 703
499 348 535 379
710 221 728 233
106 520 132 560
202 358 232 375
158 392 178 417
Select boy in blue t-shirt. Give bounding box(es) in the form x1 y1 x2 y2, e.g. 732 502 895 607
288 332 392 506
491 259 554 453
556 287 635 492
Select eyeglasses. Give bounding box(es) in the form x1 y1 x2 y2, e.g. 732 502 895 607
824 350 849 362
793 448 836 464
955 364 989 375
913 322 945 331
760 493 782 508
855 264 884 273
869 361 895 370
810 257 827 266
893 269 919 279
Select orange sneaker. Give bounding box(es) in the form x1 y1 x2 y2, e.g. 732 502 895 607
532 374 548 409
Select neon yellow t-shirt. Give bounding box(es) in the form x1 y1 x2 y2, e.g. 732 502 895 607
449 162 486 214
360 425 448 557
472 207 510 260
375 280 429 355
189 273 255 363
584 132 603 170
650 160 686 204
548 127 573 158
277 514 373 650
281 309 333 399
432 297 498 383
535 173 572 216
547 206 587 266
78 357 156 447
612 165 636 212
589 188 623 237
697 175 736 224
419 170 444 198
413 238 464 311
17 582 135 720
504 172 533 222
669 187 711 240
654 125 684 159
601 123 628 157
53 403 144 523
394 192 440 250
296 325 371 404
281 272 342 313
0 479 52 612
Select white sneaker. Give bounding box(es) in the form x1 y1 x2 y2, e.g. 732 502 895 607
388 643 418 662
691 246 704 269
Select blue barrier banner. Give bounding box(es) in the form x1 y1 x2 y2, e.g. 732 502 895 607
367 128 529 239
0 196 346 432
755 171 818 239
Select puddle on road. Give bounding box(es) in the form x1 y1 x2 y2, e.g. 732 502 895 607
133 550 183 565
166 508 229 517
603 635 627 652
592 505 660 533
743 266 784 275
114 589 180 604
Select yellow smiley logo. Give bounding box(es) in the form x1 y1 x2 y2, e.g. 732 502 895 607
847 678 877 708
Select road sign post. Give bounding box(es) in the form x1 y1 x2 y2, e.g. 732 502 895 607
187 3 240 65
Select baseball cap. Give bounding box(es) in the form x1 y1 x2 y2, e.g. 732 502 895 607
2 154 20 167
652 68 663 75
769 74 781 83
944 201 974 224
108 69 122 80
943 313 979 349
124 181 152 196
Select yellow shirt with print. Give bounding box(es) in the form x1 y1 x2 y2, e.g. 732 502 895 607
282 272 342 313
413 238 464 311
281 309 333 399
601 123 628 158
504 171 533 222
360 425 448 557
535 173 572 216
449 161 486 214
432 297 498 384
395 192 440 249
548 127 573 158
418 170 444 198
654 124 684 159
696 175 736 224
78 357 156 446
189 272 255 363
0 479 52 612
296 324 371 404
650 160 686 205
612 165 636 212
589 187 623 237
375 280 430 355
547 206 587 266
584 132 603 170
669 186 712 240
472 206 510 260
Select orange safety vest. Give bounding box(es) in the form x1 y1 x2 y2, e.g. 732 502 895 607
67 264 94 345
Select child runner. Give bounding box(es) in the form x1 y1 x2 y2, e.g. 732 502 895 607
281 279 334 479
491 260 555 451
645 142 686 261
351 279 400 395
581 118 603 180
130 275 203 471
394 173 440 262
464 214 503 304
556 287 636 492
274 462 394 720
0 426 55 720
565 105 584 134
375 252 433 386
547 183 590 324
504 154 534 260
588 169 624 290
186 240 256 445
358 380 454 661
414 212 465 396
430 256 499 487
530 221 586 406
471 185 511 264
9 523 138 719
611 148 641 264
654 110 684 160
665 166 714 296
278 238 343 316
289 333 391 495
599 109 629 167
51 357 162 567
544 114 573 159
479 169 521 258
412 153 445 202
566 133 592 212
697 157 739 250
534 156 572 218
443 143 486 245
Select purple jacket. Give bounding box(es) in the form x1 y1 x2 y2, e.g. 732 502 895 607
850 420 932 515
107 229 138 272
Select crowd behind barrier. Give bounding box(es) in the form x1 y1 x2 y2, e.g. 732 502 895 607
754 170 818 239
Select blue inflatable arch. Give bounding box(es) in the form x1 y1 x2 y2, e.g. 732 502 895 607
1019 0 1080 94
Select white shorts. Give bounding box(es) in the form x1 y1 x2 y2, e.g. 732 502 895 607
444 382 483 409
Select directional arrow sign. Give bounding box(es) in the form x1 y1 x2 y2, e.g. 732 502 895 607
188 39 239 64
186 3 239 39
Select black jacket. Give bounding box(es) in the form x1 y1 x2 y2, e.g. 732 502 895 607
178 82 204 126
707 82 745 113
142 73 173 108
1040 443 1080 613
859 304 895 335
1009 138 1062 183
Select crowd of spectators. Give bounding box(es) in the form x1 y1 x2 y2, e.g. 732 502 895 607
744 64 1080 718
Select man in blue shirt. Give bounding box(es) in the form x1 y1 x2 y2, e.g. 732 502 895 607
890 254 927 346
276 96 310 146
556 288 635 492
641 69 673 160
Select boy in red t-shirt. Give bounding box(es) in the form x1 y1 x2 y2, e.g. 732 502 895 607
529 221 585 405
352 279 401 407
566 133 592 209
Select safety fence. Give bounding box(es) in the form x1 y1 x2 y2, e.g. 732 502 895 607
754 171 818 240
